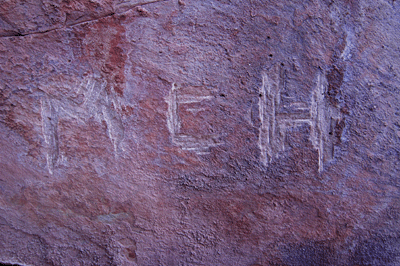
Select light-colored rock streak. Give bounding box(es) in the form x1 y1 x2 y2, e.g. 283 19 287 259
102 105 125 155
41 97 59 174
340 29 355 61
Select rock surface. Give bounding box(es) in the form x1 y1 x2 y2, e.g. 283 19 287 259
0 0 400 265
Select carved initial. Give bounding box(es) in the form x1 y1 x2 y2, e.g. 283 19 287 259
259 64 342 172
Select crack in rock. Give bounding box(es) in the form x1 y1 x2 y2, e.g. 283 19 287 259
0 0 168 38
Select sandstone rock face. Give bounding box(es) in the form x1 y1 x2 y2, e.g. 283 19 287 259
1 0 400 265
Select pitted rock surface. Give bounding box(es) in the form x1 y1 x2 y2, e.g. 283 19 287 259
1 0 400 265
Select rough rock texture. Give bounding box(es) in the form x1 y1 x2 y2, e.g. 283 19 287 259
0 0 400 265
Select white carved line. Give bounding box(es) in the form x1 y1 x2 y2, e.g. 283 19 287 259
41 97 59 174
178 95 213 104
165 83 222 154
258 73 268 165
314 72 326 172
40 75 127 168
102 106 124 155
259 66 340 172
81 77 125 155
166 83 179 136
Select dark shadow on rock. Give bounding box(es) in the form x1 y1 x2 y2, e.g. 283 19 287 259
350 235 400 266
282 242 337 266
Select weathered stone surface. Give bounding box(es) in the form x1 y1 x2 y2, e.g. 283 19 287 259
0 0 399 265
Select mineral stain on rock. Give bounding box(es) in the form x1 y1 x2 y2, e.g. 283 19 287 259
74 14 128 97
0 0 400 265
326 64 344 106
